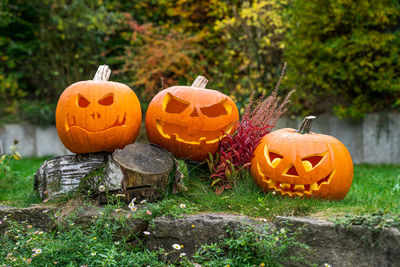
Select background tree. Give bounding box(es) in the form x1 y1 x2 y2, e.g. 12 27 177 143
0 0 399 124
284 0 400 120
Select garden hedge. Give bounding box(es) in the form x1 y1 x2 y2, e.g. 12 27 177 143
1 0 399 123
284 0 400 120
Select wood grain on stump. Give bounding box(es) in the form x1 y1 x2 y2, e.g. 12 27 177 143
34 152 110 200
34 143 174 203
109 143 174 202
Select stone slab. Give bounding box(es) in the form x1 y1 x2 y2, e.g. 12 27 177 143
0 206 399 266
275 216 400 267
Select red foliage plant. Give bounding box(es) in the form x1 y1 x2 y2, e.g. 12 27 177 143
112 13 205 102
207 63 294 194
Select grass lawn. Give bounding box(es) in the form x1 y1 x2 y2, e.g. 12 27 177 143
0 156 50 207
1 157 399 219
1 157 399 267
178 163 400 219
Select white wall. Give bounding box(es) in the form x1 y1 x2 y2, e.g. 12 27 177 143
1 113 399 164
0 123 70 157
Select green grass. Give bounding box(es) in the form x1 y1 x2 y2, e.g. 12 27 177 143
1 206 307 267
0 156 50 207
1 157 400 219
174 163 400 219
1 157 399 266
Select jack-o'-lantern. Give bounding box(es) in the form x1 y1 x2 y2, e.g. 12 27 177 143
145 76 239 161
56 65 142 154
251 116 353 200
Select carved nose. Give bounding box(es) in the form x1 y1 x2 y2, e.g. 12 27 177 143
190 108 199 117
284 164 299 176
90 112 101 119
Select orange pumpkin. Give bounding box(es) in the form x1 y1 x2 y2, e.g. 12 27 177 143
56 65 142 154
145 76 239 161
251 116 353 200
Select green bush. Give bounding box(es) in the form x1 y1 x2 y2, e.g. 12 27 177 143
0 0 28 118
193 225 309 266
208 0 289 113
21 0 123 100
284 0 400 120
1 0 399 124
0 0 123 109
0 211 308 266
0 211 165 266
114 16 204 102
0 72 26 120
18 100 56 126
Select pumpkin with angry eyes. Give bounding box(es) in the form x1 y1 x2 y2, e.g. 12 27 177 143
56 65 142 154
251 116 353 200
145 76 239 161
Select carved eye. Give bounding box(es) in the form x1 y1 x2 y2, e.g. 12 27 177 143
163 93 190 114
301 154 325 172
78 94 90 108
265 146 283 168
98 93 114 106
200 99 231 117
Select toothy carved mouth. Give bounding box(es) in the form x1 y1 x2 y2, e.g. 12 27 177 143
256 162 335 197
65 113 127 133
156 120 235 145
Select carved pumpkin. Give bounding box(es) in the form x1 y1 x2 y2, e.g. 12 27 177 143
251 116 353 200
56 65 142 154
145 76 239 161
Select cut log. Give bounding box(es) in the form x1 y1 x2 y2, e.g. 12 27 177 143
34 143 175 202
106 143 174 203
34 152 111 200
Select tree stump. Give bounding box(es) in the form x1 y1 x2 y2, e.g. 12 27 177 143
34 152 111 200
34 143 175 203
104 143 174 203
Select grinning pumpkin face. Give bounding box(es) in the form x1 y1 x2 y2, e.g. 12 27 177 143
145 76 239 161
56 65 142 154
251 116 353 200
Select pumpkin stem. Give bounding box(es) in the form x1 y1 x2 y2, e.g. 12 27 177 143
191 76 208 89
93 65 112 81
296 116 316 134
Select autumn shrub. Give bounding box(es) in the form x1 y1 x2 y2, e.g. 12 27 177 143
112 0 289 109
112 13 205 103
2 0 399 125
207 64 293 194
132 0 224 30
284 0 400 120
0 0 290 122
209 0 289 112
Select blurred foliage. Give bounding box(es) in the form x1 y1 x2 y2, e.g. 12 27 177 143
18 100 56 126
0 0 399 124
0 0 27 118
0 0 123 119
0 71 26 117
284 0 400 120
109 0 226 104
210 0 289 113
113 13 205 103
